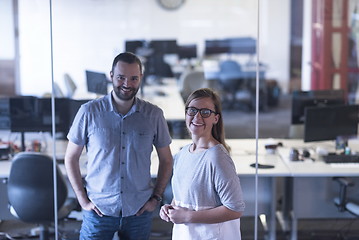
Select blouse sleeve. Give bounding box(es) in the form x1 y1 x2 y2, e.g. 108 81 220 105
210 146 245 212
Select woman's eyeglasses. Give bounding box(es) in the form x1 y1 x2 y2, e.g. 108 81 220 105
185 107 218 118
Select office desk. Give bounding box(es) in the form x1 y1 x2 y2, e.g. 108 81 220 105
277 139 359 240
3 138 357 239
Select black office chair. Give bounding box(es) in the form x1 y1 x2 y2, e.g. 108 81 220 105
333 177 359 217
7 152 78 240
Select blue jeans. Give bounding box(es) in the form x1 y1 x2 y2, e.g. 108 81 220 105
80 210 153 240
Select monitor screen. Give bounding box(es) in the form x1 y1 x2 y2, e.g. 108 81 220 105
0 98 10 130
9 96 42 132
9 97 73 133
291 89 345 124
37 98 71 133
178 44 197 59
9 97 85 134
86 70 108 95
226 37 256 54
125 40 145 54
204 39 230 55
149 40 178 54
304 104 359 142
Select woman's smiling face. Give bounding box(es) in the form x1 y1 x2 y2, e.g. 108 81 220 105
185 97 219 137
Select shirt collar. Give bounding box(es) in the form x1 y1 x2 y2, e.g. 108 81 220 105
107 91 142 116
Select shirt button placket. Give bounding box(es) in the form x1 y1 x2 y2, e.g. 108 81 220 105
120 119 125 201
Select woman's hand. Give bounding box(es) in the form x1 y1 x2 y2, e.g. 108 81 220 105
167 206 192 224
159 204 173 222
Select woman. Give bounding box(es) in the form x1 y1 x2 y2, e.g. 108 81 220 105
160 88 245 240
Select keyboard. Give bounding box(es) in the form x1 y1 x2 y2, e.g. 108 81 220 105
329 163 359 168
322 154 359 164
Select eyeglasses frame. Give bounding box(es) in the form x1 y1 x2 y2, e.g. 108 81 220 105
185 107 218 118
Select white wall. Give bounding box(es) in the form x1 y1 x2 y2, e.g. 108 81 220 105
0 0 14 59
301 0 312 91
17 0 291 96
260 0 291 91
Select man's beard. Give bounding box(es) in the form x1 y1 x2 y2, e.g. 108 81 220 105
113 84 140 101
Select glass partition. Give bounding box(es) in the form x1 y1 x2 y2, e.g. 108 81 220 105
3 0 359 239
2 0 275 239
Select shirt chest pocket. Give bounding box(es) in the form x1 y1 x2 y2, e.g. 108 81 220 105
91 127 118 150
132 131 153 153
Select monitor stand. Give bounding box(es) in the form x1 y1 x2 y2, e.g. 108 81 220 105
20 131 26 152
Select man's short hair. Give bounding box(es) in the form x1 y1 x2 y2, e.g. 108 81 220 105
112 52 143 74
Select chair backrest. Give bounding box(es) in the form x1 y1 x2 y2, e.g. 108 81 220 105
219 60 242 73
53 82 65 98
178 70 207 101
64 73 77 98
218 60 243 89
7 152 68 223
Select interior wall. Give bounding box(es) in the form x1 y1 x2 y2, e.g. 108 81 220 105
0 0 14 60
301 0 312 91
0 0 15 96
17 0 291 97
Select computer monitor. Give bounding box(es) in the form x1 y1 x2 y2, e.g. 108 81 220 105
304 104 359 142
178 44 197 59
85 70 108 95
125 40 145 54
10 97 72 133
0 98 10 130
226 37 256 54
204 39 230 55
7 96 90 151
9 97 72 150
291 89 345 124
9 96 42 133
37 98 71 134
149 40 178 54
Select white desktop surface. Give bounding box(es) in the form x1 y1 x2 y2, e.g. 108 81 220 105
150 139 292 178
277 139 359 177
0 160 11 178
227 139 291 177
2 138 359 182
0 138 289 178
0 157 82 178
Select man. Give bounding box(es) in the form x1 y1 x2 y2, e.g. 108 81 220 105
64 52 173 240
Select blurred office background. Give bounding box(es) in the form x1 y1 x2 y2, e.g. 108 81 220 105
1 0 359 239
2 0 359 138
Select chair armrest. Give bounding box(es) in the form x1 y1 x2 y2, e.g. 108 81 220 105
333 177 354 187
333 177 355 212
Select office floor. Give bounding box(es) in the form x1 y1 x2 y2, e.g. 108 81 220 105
1 94 359 240
1 216 359 240
222 93 291 139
